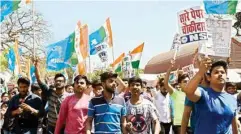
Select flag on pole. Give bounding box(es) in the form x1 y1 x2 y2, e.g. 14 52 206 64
13 40 21 75
204 0 238 14
30 65 36 83
74 21 87 75
80 24 89 59
7 47 16 72
1 0 31 22
46 32 75 71
89 18 113 55
1 0 21 22
130 43 144 69
111 53 125 72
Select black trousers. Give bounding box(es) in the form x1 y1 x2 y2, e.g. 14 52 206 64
160 122 172 134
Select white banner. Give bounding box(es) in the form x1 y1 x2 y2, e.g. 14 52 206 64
182 64 195 78
199 19 232 57
177 6 208 45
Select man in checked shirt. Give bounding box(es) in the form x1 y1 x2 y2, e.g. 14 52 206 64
34 60 70 134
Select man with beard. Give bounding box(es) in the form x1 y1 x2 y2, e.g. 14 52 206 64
55 75 91 134
5 77 44 134
126 77 160 134
35 60 69 134
86 72 127 134
152 77 172 134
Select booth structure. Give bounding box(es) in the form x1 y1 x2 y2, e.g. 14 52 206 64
144 37 241 74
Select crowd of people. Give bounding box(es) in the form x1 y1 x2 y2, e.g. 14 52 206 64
0 57 241 134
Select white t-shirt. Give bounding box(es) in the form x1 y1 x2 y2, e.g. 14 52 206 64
126 98 158 134
152 89 172 123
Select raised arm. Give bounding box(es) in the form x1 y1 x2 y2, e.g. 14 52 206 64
34 59 51 96
164 61 176 95
184 57 212 102
116 77 127 94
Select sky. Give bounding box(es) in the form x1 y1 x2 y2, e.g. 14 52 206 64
34 0 203 69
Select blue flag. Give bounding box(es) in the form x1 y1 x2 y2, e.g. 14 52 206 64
46 33 75 71
89 27 107 55
7 48 16 72
204 0 238 14
30 66 36 83
1 0 21 22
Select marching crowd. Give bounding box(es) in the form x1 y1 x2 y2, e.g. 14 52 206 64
0 56 241 134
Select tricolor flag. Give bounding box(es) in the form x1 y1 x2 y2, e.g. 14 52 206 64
204 0 238 14
130 43 144 69
111 53 125 72
80 24 89 59
74 21 88 75
1 0 31 22
13 40 21 75
89 18 113 55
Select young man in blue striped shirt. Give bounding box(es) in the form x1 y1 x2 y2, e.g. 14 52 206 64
86 72 127 134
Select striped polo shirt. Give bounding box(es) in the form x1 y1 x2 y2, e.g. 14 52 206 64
88 94 127 134
39 82 70 126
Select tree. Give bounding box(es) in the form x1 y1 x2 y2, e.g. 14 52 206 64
233 12 241 36
1 8 51 57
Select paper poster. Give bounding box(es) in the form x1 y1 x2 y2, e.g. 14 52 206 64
199 19 232 57
177 6 208 44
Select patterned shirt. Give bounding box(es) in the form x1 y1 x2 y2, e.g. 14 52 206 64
126 99 158 134
38 82 70 126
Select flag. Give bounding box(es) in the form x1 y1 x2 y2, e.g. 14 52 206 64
13 40 21 75
7 47 16 72
1 0 31 22
76 62 86 75
204 0 238 14
74 21 87 75
30 65 36 83
80 24 89 59
46 32 75 71
89 18 113 55
130 43 144 69
111 53 125 72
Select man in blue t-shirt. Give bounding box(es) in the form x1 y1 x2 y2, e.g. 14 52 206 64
183 59 238 134
86 72 127 134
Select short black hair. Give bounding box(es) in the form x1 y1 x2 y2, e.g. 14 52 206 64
65 84 72 89
1 92 8 98
91 79 102 88
226 82 236 88
158 77 165 87
31 84 41 92
142 81 147 85
128 77 143 87
122 78 129 82
17 77 30 86
208 60 228 75
74 75 90 85
100 72 118 82
178 73 189 84
54 73 66 82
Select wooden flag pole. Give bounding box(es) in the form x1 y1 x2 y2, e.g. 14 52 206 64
32 1 35 59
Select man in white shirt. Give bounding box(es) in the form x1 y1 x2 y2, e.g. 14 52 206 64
152 77 172 134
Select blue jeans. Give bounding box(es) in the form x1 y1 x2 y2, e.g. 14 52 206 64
3 130 14 134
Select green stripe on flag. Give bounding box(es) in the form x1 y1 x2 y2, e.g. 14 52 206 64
228 1 238 14
131 60 140 69
13 0 21 11
115 65 122 72
99 26 107 41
